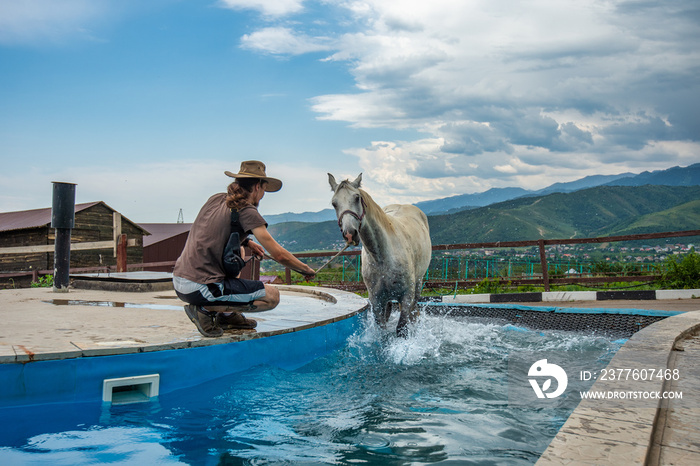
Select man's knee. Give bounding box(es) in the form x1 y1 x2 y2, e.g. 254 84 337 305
264 284 280 308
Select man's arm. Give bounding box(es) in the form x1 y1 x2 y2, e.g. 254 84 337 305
251 225 316 277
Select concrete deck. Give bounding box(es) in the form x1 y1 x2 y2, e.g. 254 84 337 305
0 285 698 464
527 299 700 465
0 284 367 363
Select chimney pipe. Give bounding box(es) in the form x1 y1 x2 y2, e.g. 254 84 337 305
51 182 76 292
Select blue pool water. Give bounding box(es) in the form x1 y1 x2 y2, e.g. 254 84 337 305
0 312 623 465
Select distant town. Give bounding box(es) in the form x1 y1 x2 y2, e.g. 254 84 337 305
482 243 696 264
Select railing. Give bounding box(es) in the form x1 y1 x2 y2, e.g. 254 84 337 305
0 231 138 286
2 229 698 291
0 260 174 283
274 229 700 292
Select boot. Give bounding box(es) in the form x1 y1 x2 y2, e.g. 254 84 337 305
216 311 257 330
184 305 224 337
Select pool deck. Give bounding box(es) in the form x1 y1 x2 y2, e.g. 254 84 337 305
0 284 367 363
521 298 700 466
1 285 699 464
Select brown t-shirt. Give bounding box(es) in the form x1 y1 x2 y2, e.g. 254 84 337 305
173 193 267 284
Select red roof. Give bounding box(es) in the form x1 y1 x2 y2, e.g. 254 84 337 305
0 202 100 233
0 202 149 235
138 223 192 247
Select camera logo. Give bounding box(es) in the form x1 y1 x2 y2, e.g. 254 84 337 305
528 359 568 399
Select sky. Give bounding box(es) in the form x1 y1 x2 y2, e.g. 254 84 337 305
1 0 698 223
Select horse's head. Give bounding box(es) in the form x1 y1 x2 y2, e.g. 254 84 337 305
328 173 365 246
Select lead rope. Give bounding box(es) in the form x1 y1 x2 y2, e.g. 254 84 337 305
254 244 349 276
314 243 351 274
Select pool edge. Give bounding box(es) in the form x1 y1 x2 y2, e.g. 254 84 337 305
0 285 369 408
536 310 700 465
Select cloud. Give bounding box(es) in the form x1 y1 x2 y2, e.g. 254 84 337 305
343 139 522 204
236 0 700 198
600 114 675 151
240 27 333 55
0 0 105 45
345 139 448 196
344 132 700 207
438 121 512 156
7 0 696 215
218 0 305 17
0 0 180 46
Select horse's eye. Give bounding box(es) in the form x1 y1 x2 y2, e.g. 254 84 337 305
354 195 360 203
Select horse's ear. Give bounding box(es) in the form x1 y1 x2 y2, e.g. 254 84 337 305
351 173 362 188
328 173 338 191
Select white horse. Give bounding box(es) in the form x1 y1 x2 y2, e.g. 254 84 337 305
329 173 432 336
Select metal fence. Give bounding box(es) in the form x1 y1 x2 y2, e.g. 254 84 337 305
3 229 697 292
274 229 700 292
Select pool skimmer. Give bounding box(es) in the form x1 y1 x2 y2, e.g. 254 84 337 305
102 374 160 404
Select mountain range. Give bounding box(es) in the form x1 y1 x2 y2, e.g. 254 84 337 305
427 185 700 245
266 163 700 250
266 163 699 223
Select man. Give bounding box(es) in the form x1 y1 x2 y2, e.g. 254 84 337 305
173 160 316 337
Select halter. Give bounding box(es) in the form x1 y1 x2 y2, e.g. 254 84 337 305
337 196 367 232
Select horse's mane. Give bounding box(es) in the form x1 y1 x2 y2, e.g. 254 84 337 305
359 188 394 232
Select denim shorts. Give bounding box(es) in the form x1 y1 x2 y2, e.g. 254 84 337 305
173 275 266 305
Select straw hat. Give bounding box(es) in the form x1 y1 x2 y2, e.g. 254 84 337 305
225 160 282 192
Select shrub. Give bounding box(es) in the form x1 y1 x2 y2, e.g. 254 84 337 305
470 277 509 294
31 274 54 288
657 248 700 289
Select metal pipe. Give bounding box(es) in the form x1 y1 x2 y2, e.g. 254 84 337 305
51 182 76 292
538 239 550 292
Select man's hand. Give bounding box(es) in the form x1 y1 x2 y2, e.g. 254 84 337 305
246 240 265 260
301 266 316 281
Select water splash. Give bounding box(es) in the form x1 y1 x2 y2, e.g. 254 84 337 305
348 309 618 367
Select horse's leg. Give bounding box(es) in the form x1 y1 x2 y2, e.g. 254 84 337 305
396 282 423 337
396 302 412 338
382 300 393 327
412 279 423 323
395 295 415 338
370 289 392 329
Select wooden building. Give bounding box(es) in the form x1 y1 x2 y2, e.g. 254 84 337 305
0 202 149 273
138 222 261 279
139 223 192 272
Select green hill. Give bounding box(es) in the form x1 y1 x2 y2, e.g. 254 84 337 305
268 220 344 251
429 185 700 244
610 200 700 236
269 185 700 251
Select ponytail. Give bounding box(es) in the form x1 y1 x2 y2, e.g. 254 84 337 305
226 179 262 210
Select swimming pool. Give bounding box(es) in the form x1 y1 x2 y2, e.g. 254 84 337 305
0 311 623 465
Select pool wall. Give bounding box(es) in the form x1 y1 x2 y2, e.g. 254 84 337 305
426 302 683 336
0 311 364 409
